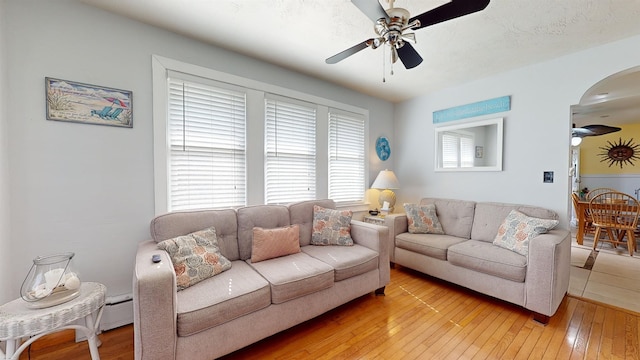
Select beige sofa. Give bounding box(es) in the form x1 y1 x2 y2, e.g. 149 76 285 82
385 198 571 324
133 199 390 360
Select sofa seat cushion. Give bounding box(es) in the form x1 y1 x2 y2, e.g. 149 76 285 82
447 240 527 282
248 252 334 304
301 244 378 281
176 260 271 337
395 233 468 260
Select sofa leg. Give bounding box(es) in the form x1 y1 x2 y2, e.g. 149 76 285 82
533 312 550 325
375 287 386 296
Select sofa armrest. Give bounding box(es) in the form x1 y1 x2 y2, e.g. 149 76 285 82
383 214 408 263
133 240 178 360
524 229 571 317
350 220 390 288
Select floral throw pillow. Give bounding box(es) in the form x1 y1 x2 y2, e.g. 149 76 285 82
311 205 353 246
493 210 559 256
157 227 232 291
404 203 445 234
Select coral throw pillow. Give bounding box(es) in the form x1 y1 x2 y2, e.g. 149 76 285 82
493 210 559 256
157 227 232 291
311 205 353 246
251 225 301 263
404 203 445 234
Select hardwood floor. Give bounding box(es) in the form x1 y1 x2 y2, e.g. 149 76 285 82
16 267 640 359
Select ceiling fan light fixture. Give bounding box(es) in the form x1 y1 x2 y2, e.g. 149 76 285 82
571 136 583 146
401 33 416 43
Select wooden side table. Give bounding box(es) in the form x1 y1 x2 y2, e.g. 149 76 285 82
0 282 106 360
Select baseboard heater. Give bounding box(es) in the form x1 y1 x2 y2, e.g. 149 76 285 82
75 293 133 342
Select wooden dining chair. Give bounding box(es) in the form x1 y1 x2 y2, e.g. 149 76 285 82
571 192 594 236
585 187 617 201
589 191 640 256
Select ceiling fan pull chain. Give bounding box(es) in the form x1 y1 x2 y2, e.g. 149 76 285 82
382 44 386 83
390 55 394 76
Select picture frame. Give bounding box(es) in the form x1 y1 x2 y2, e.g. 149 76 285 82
475 146 484 159
45 77 133 128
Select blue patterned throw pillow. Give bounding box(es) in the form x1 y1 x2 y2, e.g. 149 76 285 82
158 227 232 291
493 210 559 256
311 205 353 246
404 203 445 234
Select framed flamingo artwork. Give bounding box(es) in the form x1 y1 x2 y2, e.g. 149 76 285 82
45 77 133 128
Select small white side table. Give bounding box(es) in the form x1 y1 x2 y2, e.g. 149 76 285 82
363 215 386 226
0 282 106 360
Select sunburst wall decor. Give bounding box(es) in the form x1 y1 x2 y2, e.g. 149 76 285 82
597 137 640 168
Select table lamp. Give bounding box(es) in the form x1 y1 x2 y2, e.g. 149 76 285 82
371 169 400 213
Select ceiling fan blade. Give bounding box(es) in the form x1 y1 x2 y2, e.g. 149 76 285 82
410 0 490 30
572 124 621 137
351 0 389 23
396 43 423 69
581 124 621 136
572 128 596 137
326 39 374 64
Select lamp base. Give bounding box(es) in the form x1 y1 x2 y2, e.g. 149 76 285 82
378 189 396 213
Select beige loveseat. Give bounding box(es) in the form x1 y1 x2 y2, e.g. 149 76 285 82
133 199 390 360
385 198 571 324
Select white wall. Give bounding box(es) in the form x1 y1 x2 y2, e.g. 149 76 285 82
0 0 12 304
3 0 394 300
395 34 640 226
580 175 640 200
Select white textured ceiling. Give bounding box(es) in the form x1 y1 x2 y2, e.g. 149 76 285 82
81 0 640 105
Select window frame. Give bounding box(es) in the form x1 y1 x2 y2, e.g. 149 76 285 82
328 108 366 205
152 55 370 215
440 130 475 169
264 95 318 205
165 73 248 211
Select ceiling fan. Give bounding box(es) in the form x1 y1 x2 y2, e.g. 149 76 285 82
326 0 491 70
571 124 621 146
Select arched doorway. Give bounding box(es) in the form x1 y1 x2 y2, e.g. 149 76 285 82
570 65 640 221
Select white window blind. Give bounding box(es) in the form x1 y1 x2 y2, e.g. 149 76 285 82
441 132 474 168
265 97 316 204
329 110 365 204
460 136 475 168
167 76 246 211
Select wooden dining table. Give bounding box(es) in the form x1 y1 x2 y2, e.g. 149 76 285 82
575 199 640 245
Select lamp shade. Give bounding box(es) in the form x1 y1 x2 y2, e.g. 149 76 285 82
371 170 400 189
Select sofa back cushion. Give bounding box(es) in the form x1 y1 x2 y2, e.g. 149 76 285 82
419 198 476 239
150 209 240 261
288 199 336 246
471 202 559 242
237 205 291 260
